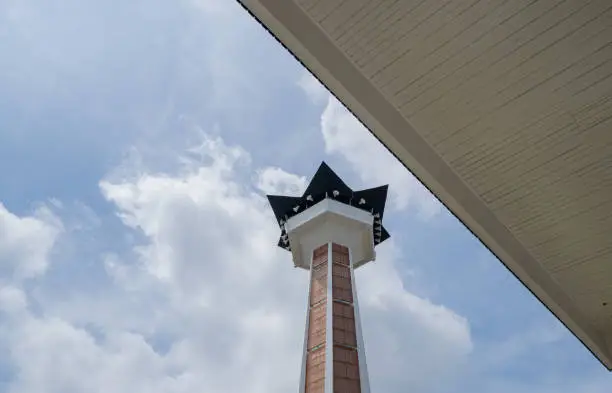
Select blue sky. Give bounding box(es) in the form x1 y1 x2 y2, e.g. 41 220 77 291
0 1 610 392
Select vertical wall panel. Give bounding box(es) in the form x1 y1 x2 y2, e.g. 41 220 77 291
305 346 326 393
331 243 361 393
308 303 327 349
310 264 328 306
305 244 329 393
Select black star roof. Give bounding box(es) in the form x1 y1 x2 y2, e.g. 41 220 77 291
267 162 390 251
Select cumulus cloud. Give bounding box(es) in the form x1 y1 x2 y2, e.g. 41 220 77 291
99 134 471 392
255 167 307 195
0 285 27 315
2 1 608 392
296 72 328 105
4 313 176 393
0 203 62 280
356 246 472 392
298 73 441 218
0 133 471 393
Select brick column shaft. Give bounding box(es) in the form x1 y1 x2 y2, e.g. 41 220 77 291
304 243 362 393
305 244 328 393
331 243 361 393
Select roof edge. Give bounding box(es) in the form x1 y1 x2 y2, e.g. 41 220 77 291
238 0 612 371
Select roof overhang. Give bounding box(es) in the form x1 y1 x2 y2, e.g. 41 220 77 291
240 0 612 370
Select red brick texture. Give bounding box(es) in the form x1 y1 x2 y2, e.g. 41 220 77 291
306 346 326 393
304 243 363 393
305 244 328 393
331 244 361 393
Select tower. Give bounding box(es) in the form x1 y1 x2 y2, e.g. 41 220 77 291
267 162 390 393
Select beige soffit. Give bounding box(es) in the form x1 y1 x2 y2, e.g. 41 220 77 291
238 0 612 370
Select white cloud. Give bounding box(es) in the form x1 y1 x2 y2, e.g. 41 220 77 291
0 203 62 280
296 72 328 105
298 72 441 218
356 244 472 393
2 1 608 391
321 96 441 218
100 134 471 392
5 314 174 393
255 167 307 196
0 133 471 393
0 285 27 315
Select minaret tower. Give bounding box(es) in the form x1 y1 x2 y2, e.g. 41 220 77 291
267 162 390 393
